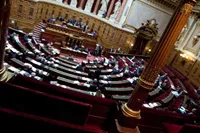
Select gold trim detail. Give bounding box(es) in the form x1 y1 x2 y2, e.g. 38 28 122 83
115 119 140 133
122 103 141 119
181 3 193 15
138 77 154 90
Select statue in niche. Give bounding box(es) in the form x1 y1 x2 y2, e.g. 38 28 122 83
98 0 110 18
192 35 200 47
84 0 94 13
70 0 77 8
177 25 188 43
109 0 122 21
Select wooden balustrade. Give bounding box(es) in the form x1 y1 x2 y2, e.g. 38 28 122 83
41 23 97 49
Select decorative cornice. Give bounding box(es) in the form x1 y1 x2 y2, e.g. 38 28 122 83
146 0 179 11
146 0 200 13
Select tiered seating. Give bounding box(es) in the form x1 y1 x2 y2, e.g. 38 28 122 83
104 87 133 96
162 123 200 133
10 75 117 130
4 29 200 132
183 81 199 100
0 107 106 133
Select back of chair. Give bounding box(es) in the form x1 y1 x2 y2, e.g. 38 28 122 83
0 106 105 133
10 75 116 118
179 124 200 133
0 81 92 126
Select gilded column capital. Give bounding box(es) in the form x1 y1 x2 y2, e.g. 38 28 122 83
138 77 155 90
181 1 196 15
121 103 141 119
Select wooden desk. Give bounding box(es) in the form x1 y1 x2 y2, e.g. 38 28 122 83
47 23 96 40
111 95 130 101
108 52 150 60
56 56 80 66
105 87 133 95
60 47 87 59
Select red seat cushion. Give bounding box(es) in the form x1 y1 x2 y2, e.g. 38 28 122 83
162 123 182 133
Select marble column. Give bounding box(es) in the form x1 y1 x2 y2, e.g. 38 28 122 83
93 0 101 14
106 0 115 19
0 0 14 82
117 0 197 132
79 0 86 9
116 0 128 23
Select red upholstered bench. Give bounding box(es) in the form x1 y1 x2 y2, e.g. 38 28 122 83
10 75 117 130
162 123 182 133
0 107 106 133
179 124 200 133
0 81 92 126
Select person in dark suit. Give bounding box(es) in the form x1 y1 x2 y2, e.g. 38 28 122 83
23 34 29 43
89 79 98 91
76 63 85 72
82 23 89 32
75 19 82 28
100 58 105 65
67 17 75 25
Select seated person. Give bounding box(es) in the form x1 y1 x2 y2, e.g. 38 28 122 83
67 55 74 61
112 68 120 75
89 79 98 91
127 77 139 85
24 34 29 43
24 63 33 72
50 81 60 86
100 58 105 65
90 29 97 37
95 90 103 98
76 63 85 72
172 90 186 98
82 23 89 32
74 19 82 28
161 82 168 91
20 70 30 77
178 106 187 114
197 88 200 95
72 44 78 50
67 17 76 25
110 58 116 66
56 16 64 21
160 73 168 81
94 68 101 81
84 48 89 53
93 58 98 64
154 75 162 88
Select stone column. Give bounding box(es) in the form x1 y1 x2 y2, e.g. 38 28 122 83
93 0 101 14
116 0 128 23
0 0 14 82
117 0 197 132
79 0 86 9
106 0 115 19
